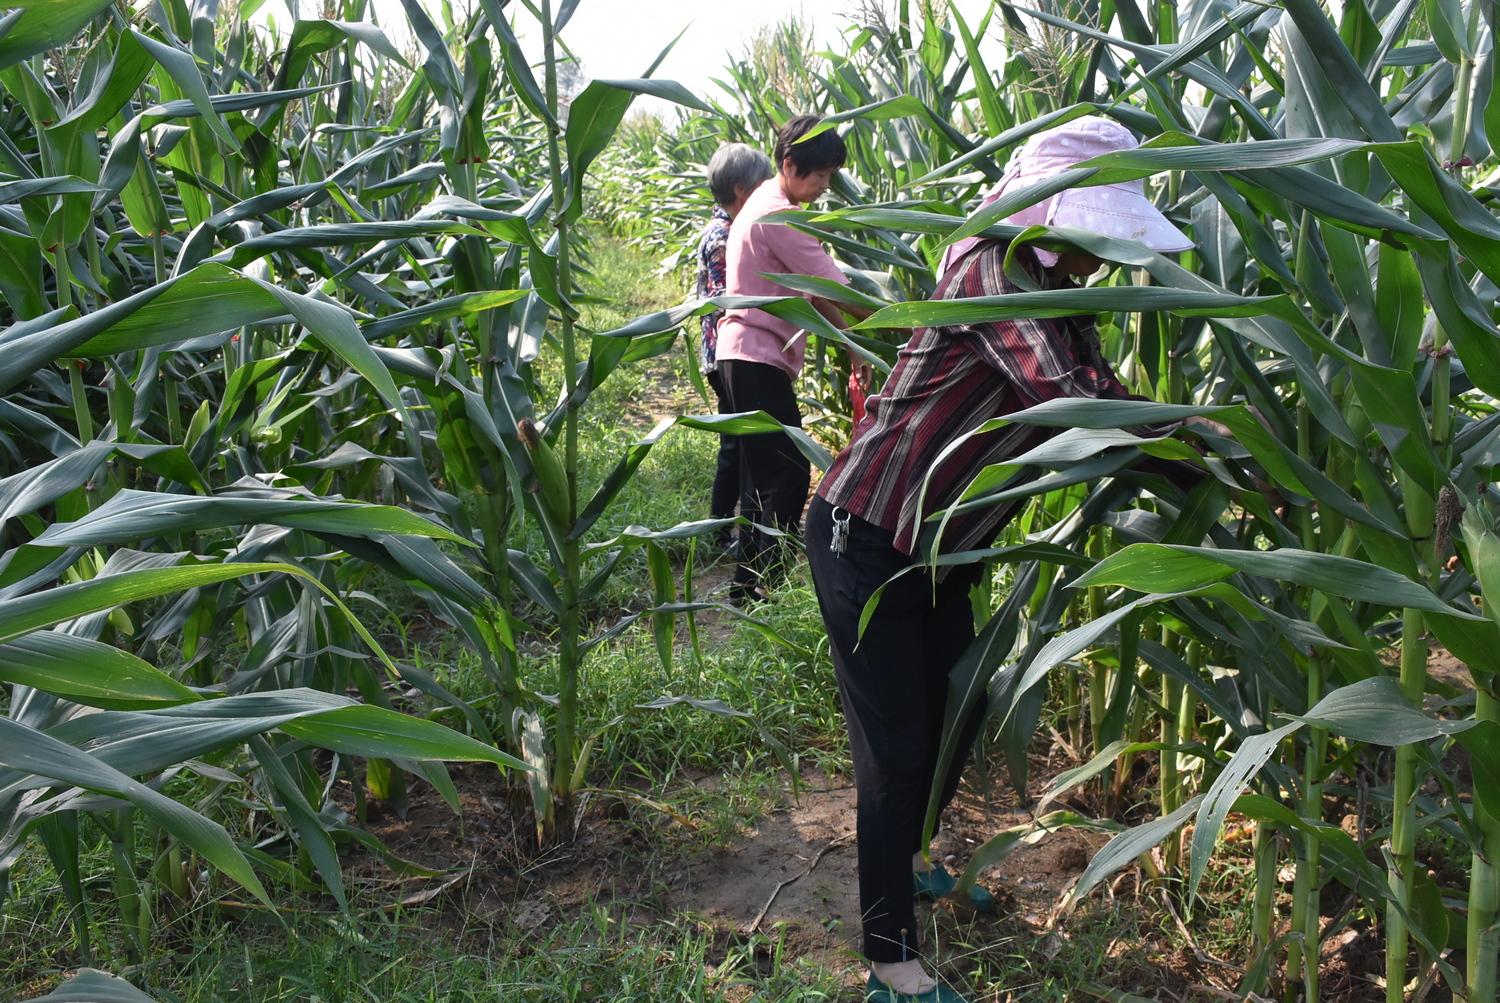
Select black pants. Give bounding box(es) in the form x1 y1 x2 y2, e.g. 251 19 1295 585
718 359 810 591
706 368 740 526
805 495 988 963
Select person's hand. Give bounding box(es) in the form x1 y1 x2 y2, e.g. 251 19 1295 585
1179 415 1232 461
847 349 874 393
1239 472 1288 519
1181 414 1233 439
1180 411 1286 516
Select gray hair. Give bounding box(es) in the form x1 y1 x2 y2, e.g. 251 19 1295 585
707 143 773 206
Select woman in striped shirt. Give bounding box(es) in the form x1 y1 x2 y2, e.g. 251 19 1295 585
807 117 1201 1003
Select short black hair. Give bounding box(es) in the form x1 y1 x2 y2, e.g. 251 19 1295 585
774 115 847 177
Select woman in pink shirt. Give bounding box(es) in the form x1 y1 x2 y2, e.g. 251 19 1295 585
716 115 872 603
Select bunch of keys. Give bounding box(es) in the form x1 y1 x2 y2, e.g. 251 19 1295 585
830 507 851 558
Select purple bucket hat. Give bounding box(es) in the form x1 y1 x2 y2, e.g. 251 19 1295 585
940 116 1194 274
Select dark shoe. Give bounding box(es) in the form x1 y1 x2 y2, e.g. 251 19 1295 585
865 972 969 1002
913 863 996 914
727 581 765 607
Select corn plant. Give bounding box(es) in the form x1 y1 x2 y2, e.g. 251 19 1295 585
2 9 840 982
907 4 1500 999
621 2 1500 998
0 0 578 957
8 0 1500 999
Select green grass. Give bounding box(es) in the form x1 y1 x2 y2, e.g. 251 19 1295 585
12 895 846 1001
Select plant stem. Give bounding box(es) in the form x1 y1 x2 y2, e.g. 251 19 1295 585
68 362 93 444
51 243 72 311
1387 608 1427 1003
1087 529 1108 756
1161 667 1182 874
1449 52 1474 166
1295 405 1317 551
538 0 582 817
1172 641 1198 875
151 230 166 284
1252 819 1277 971
163 377 180 445
1387 294 1448 996
1432 346 1453 475
1469 686 1500 1000
1289 655 1325 1002
474 484 520 716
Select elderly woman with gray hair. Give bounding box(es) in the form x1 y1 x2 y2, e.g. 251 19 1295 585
695 143 774 548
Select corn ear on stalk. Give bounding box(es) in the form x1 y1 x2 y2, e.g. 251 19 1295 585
518 417 570 527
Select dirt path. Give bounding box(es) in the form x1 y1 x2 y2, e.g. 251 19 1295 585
661 772 1106 973
347 759 1110 997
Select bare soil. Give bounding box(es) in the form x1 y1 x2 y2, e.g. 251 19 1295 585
335 750 1166 1000
659 773 1104 950
333 718 1486 1003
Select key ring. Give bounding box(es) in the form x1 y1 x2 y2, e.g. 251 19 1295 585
830 506 851 558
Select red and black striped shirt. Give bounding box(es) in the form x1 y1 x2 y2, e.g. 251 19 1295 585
817 242 1134 560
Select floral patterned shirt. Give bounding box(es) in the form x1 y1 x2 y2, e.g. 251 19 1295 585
694 205 732 371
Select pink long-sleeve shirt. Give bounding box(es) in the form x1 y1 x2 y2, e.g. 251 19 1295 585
715 178 850 378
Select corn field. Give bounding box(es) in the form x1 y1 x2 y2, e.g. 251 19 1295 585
2 0 1499 1000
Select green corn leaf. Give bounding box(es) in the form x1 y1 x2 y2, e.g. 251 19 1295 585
130 29 239 150
278 704 528 772
0 0 115 70
795 95 929 141
1075 544 1478 618
1 263 406 417
1296 677 1480 744
645 542 674 676
272 18 406 94
33 489 470 548
0 176 100 203
480 0 555 128
0 440 112 535
0 715 271 906
1188 722 1302 903
0 562 309 645
208 220 489 269
853 286 1283 330
956 811 1113 894
21 967 158 1002
248 735 347 910
49 31 154 134
0 632 200 710
1074 134 1371 177
672 412 834 471
563 78 713 212
1068 794 1205 909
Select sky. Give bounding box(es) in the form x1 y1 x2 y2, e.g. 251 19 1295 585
253 1 1005 115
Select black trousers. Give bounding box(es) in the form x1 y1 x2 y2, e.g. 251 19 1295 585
805 495 988 963
718 359 810 591
706 368 740 526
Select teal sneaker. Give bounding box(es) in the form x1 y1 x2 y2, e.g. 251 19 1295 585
865 972 969 1002
912 863 997 914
